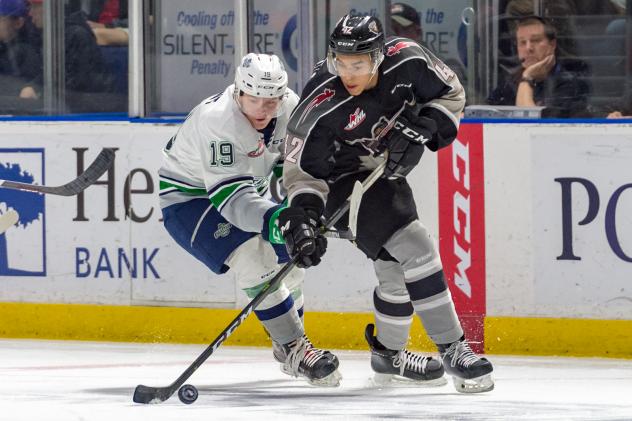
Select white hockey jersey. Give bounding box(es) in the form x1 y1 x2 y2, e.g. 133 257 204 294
159 84 299 235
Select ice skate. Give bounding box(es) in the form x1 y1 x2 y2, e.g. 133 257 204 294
439 338 494 393
273 335 342 387
364 324 446 386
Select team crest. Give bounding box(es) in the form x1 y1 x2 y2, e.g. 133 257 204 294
297 88 335 125
386 41 417 56
368 21 378 34
214 222 232 239
248 139 265 157
344 107 366 131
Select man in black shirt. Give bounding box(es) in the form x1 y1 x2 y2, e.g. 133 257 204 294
487 16 591 118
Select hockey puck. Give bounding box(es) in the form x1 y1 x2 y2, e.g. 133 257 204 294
178 384 198 404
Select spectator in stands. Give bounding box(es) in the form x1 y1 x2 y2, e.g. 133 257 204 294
487 16 591 118
606 91 632 118
20 0 116 111
85 0 128 46
0 0 41 98
504 0 578 56
390 2 423 42
389 2 468 88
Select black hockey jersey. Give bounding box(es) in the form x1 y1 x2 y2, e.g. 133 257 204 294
283 36 465 212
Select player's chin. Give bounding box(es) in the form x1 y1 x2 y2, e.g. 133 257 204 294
344 85 363 96
251 117 271 129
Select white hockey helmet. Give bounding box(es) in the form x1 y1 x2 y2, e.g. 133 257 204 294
234 53 288 98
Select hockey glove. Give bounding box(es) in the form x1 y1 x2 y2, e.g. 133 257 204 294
262 204 290 264
383 113 434 179
278 207 327 268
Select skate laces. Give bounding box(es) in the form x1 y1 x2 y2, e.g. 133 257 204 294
285 336 326 376
445 340 479 368
393 350 430 376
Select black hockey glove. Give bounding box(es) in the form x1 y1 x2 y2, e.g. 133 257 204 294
278 207 327 268
383 113 434 179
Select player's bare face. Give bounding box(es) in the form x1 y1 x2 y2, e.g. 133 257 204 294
335 54 378 96
239 94 282 130
516 23 556 68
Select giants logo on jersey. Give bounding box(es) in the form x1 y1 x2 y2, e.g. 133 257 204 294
297 88 335 125
344 107 366 131
386 41 417 56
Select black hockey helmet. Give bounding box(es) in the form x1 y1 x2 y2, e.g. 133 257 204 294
327 15 385 76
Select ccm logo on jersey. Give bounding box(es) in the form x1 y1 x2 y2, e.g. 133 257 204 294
344 107 366 131
386 41 417 56
394 121 430 143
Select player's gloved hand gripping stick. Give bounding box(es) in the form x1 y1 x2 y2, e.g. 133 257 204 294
132 102 417 404
132 159 387 404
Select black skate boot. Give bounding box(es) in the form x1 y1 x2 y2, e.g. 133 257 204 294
273 335 342 387
364 324 446 386
439 337 494 393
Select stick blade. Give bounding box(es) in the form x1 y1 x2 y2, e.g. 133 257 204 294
0 209 19 234
133 384 173 404
348 180 363 239
59 148 115 196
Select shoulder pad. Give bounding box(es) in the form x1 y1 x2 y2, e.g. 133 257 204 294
288 75 347 139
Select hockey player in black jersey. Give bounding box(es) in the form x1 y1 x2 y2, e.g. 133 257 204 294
279 14 494 393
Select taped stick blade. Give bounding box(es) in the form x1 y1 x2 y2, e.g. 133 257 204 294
348 180 363 239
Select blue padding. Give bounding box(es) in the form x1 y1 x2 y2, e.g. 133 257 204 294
254 295 295 321
461 117 632 124
1 115 630 125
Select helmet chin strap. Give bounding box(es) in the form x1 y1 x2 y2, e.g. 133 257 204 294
366 60 381 89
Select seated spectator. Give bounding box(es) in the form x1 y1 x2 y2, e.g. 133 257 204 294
487 16 591 118
606 91 632 118
389 2 422 42
389 2 467 88
21 0 118 111
85 0 128 46
504 0 578 56
0 0 41 98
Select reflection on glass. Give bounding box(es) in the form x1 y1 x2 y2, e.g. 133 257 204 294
0 0 128 116
0 0 43 115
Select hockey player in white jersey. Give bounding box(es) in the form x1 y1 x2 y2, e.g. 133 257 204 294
158 53 340 386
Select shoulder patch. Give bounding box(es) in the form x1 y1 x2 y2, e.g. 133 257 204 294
296 88 336 126
386 40 418 57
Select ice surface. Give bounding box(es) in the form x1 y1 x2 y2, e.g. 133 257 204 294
0 339 631 420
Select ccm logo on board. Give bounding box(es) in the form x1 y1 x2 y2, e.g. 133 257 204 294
556 177 632 263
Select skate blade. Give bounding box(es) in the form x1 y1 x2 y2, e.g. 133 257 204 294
308 369 342 387
452 374 494 393
371 372 448 388
279 363 293 377
279 364 342 387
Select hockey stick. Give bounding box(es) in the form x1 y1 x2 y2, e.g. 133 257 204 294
132 160 386 404
0 148 115 196
347 181 363 239
0 209 19 235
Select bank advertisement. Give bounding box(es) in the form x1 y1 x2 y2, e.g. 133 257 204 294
0 123 236 306
531 132 632 318
0 122 440 312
